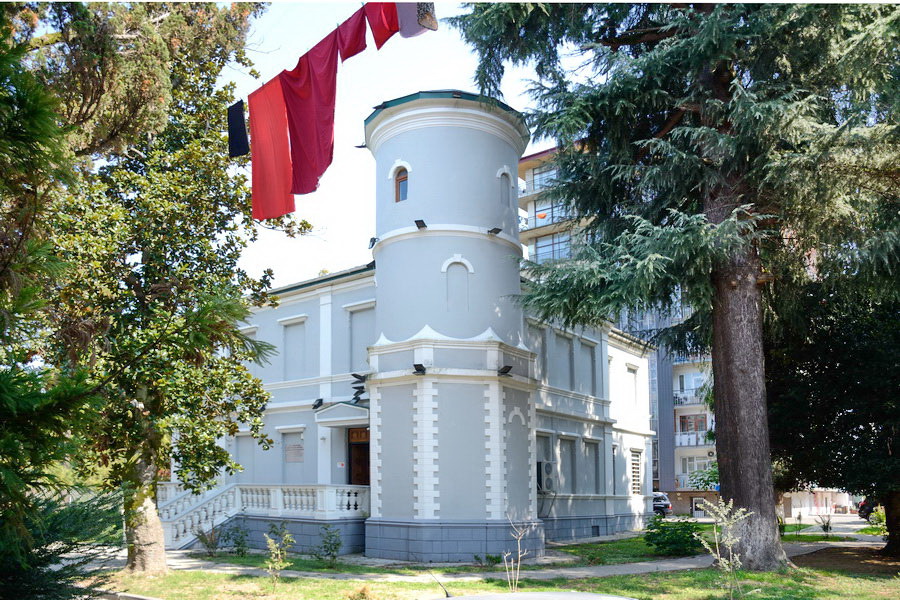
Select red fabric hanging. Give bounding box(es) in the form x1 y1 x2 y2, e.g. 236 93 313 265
364 3 400 49
248 77 293 220
337 8 367 62
279 31 340 195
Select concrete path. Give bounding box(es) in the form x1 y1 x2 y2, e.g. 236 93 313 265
92 538 883 584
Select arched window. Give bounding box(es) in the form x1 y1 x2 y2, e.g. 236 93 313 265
500 173 511 206
446 262 469 313
395 168 408 202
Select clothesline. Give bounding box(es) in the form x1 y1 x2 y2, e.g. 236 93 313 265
226 2 437 221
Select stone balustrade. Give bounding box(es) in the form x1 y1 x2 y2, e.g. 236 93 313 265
160 483 370 549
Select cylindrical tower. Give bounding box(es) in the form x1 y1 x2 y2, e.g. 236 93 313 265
363 91 543 562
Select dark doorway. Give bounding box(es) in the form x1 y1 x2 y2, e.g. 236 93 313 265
348 427 370 486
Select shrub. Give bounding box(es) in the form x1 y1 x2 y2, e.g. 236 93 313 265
644 515 703 556
194 524 223 557
225 523 249 557
264 522 295 590
310 524 343 567
867 507 887 538
815 514 832 538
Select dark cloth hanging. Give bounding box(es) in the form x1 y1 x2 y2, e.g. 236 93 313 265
248 77 294 220
228 100 250 157
364 2 400 49
279 31 340 195
337 8 368 62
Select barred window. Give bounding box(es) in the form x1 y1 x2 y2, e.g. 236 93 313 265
631 451 643 495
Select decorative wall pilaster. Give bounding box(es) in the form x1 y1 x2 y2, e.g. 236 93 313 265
484 382 504 520
413 379 439 519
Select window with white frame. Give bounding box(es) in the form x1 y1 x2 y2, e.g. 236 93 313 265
631 451 643 495
681 456 711 474
536 433 552 463
532 164 557 192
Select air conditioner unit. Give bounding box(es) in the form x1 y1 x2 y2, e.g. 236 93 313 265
536 461 556 493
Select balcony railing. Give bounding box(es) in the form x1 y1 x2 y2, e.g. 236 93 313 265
520 211 571 231
521 177 556 196
675 431 713 447
673 389 704 406
672 353 708 365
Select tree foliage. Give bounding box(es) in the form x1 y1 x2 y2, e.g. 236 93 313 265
452 3 899 569
766 285 900 553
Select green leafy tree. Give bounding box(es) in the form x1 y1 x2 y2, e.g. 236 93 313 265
0 18 121 598
688 462 719 492
45 4 311 573
767 287 900 555
453 3 898 570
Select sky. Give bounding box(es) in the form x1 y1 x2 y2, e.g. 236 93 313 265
228 2 553 288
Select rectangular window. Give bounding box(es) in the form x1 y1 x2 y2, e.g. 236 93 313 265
536 434 552 463
532 164 557 192
349 308 375 372
627 365 639 404
679 414 708 433
550 332 574 390
631 451 643 495
533 233 571 264
283 432 304 463
678 374 685 392
559 438 576 493
584 441 600 494
283 322 306 380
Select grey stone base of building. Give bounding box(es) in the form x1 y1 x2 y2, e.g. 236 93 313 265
541 513 652 542
365 518 546 562
229 515 366 555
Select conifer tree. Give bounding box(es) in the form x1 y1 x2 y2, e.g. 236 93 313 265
453 3 898 569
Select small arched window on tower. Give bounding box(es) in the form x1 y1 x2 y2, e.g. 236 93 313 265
500 173 511 206
395 168 408 202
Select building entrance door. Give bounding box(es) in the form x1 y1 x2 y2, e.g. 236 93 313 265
348 427 370 486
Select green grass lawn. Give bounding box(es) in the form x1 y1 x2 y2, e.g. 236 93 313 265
105 566 900 600
782 523 813 533
556 535 683 565
858 525 887 536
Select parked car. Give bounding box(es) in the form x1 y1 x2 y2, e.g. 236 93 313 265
858 497 876 521
653 492 673 517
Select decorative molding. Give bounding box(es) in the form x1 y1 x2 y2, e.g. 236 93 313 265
274 424 307 433
496 165 514 182
276 314 308 327
369 387 383 518
440 254 475 274
342 298 376 312
238 324 259 335
412 380 439 519
387 158 412 179
366 105 529 155
375 224 522 253
484 382 503 520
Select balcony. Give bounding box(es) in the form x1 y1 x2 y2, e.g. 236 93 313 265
521 177 555 197
520 210 571 231
675 431 713 447
673 389 704 407
672 353 708 365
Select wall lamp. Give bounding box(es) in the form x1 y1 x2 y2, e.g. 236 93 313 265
413 363 427 376
351 373 367 383
488 227 502 235
312 398 324 409
498 365 513 377
415 219 427 229
368 237 379 249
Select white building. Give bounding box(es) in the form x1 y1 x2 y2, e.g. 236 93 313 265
157 91 654 562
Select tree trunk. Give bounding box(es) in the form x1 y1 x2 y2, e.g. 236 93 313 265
882 490 900 557
709 243 788 570
123 442 168 573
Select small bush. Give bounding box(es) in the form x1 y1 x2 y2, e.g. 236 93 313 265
310 524 343 567
867 507 887 538
225 524 249 557
193 525 223 557
644 515 703 556
474 553 502 567
264 522 295 590
815 514 832 538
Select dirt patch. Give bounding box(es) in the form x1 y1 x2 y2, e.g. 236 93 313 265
792 546 900 576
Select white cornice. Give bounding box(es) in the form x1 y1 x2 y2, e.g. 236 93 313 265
374 224 522 254
366 104 529 155
276 314 308 327
342 298 376 312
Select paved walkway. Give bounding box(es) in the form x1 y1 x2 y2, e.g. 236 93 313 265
94 537 883 584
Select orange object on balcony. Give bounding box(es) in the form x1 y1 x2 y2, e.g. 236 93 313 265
537 212 547 219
